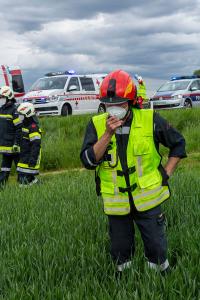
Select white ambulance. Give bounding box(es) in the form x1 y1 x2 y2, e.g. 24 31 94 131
0 65 25 102
23 71 107 116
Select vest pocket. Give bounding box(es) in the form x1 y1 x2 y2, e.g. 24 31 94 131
101 180 115 194
137 169 161 189
133 137 151 155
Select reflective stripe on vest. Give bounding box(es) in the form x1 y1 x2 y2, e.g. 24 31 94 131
92 109 170 215
13 117 22 126
0 114 13 119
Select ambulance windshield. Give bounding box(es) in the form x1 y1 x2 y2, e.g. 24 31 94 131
30 76 68 91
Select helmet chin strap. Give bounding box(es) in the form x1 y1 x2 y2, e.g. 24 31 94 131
121 106 131 122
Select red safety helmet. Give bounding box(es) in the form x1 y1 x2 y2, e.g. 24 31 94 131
99 70 137 105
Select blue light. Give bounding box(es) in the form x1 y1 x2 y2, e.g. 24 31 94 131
65 70 76 75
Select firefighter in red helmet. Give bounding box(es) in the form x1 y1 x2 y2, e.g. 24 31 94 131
80 70 186 276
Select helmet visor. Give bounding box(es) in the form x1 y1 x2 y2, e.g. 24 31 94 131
100 96 129 104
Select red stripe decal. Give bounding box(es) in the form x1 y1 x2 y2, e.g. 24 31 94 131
15 92 25 98
1 65 9 86
10 70 21 76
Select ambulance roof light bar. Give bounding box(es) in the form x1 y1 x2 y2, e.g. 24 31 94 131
45 70 76 77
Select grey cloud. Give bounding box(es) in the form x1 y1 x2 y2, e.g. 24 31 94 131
2 0 200 33
1 0 134 32
1 0 200 89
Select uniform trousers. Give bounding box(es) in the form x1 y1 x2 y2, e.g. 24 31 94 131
0 153 19 184
108 205 167 266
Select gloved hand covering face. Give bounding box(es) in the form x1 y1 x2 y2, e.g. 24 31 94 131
107 106 127 120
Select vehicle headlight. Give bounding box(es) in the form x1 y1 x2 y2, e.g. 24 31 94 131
48 95 59 102
172 94 182 100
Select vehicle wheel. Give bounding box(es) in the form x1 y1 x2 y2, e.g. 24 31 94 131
98 104 106 113
184 99 192 108
61 104 69 116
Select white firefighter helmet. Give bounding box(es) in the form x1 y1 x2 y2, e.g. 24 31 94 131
0 86 14 100
17 102 35 117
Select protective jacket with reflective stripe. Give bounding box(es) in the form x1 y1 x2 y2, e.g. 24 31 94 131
137 81 147 101
17 116 41 174
0 101 22 153
92 108 170 215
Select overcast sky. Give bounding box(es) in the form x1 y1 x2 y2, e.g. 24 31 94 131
1 0 200 96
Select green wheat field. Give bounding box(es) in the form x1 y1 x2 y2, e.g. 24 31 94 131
0 109 199 299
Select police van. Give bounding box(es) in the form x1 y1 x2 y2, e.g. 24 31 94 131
150 75 200 109
23 71 107 116
0 65 25 102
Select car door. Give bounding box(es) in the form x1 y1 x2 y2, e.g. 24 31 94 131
79 77 97 113
189 80 200 107
65 76 81 111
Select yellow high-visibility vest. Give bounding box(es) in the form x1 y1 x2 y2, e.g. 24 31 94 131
92 108 170 215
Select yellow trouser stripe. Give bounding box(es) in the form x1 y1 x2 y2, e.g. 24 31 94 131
17 163 39 169
29 132 41 138
0 146 13 153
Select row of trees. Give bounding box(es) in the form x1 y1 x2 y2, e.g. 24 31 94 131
193 69 200 76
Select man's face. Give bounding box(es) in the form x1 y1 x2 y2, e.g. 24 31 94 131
105 102 129 120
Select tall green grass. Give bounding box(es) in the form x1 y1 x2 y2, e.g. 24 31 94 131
1 108 199 172
158 108 200 154
0 169 199 299
39 108 200 171
40 115 91 171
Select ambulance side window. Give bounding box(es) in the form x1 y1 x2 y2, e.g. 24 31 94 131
12 75 25 93
67 77 80 91
80 77 95 91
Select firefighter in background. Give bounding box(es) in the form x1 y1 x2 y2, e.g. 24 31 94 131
80 70 186 276
0 86 22 187
135 74 148 108
17 102 41 186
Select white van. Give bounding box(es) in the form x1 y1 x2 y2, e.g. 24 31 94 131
23 71 107 116
0 65 25 102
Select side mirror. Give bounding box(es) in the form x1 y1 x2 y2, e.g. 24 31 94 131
68 85 77 91
190 86 198 91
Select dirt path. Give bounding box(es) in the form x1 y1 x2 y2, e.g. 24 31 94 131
40 168 85 176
